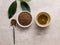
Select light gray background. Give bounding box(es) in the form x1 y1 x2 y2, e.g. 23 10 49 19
0 0 60 45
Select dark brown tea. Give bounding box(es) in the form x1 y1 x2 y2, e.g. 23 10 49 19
18 12 32 26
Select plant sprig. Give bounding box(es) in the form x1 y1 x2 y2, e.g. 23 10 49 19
8 0 31 19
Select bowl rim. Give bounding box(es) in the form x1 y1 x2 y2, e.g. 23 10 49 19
35 12 51 27
17 11 32 28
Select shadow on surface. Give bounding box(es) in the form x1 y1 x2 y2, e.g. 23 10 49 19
34 23 50 36
15 24 31 32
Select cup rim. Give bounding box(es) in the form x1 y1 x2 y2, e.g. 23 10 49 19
17 11 32 28
35 12 51 27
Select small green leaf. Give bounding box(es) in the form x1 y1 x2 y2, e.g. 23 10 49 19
8 1 17 19
20 1 31 12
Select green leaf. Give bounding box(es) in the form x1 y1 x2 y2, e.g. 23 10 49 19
20 1 31 12
8 1 17 19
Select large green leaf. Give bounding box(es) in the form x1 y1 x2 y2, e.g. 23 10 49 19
20 1 31 12
8 1 17 19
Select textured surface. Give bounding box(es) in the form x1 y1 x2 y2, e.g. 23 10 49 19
0 0 60 45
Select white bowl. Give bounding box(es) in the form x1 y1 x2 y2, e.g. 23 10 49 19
35 12 51 27
17 12 32 28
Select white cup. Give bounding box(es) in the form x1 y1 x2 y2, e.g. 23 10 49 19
35 12 51 27
17 11 32 28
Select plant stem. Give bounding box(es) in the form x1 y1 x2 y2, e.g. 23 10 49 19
20 0 23 2
15 0 17 2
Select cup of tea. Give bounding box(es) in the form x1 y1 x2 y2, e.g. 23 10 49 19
35 12 51 27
